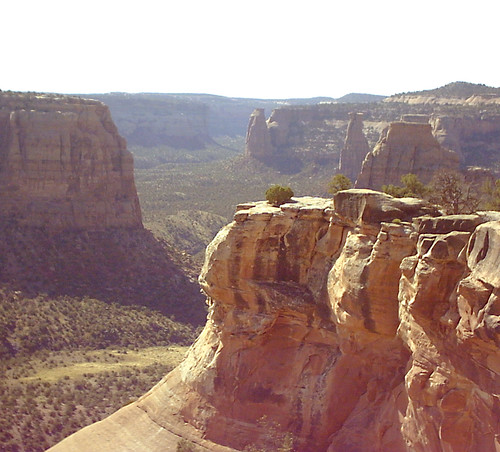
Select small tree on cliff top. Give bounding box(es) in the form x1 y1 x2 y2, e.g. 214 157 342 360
265 185 294 206
382 173 429 199
328 174 352 195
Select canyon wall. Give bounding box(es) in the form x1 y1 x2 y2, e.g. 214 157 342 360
50 191 500 452
430 114 500 167
244 104 351 171
0 92 142 230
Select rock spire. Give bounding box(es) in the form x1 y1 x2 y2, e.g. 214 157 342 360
339 112 370 181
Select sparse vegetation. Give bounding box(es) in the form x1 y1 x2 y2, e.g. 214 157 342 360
0 346 187 451
265 185 294 206
382 173 429 199
429 169 480 214
481 178 500 210
176 438 202 452
244 416 295 452
328 173 352 194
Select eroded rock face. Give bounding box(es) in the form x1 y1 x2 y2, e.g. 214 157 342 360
0 92 142 230
430 115 500 167
339 112 370 181
356 120 459 189
50 191 500 452
244 108 273 160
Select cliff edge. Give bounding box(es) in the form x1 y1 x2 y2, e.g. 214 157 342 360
0 92 142 230
49 191 500 452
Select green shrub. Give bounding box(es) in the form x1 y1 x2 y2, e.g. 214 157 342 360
265 185 294 206
328 174 352 195
382 173 429 199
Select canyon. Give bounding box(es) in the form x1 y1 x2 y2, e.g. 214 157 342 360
0 91 204 323
49 191 500 452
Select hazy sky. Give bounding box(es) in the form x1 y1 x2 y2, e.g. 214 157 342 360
2 0 499 99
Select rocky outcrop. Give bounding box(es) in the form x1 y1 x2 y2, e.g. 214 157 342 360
0 92 142 230
49 190 500 452
339 112 370 181
356 120 460 189
244 109 274 160
243 104 352 171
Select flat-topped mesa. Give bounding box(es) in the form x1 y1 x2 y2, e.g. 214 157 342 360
244 108 274 160
339 112 370 181
0 92 142 230
355 119 459 189
401 114 430 123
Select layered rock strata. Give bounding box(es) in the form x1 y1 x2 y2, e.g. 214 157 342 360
50 190 500 452
244 105 348 170
0 92 142 230
356 120 459 189
339 112 370 181
430 115 500 166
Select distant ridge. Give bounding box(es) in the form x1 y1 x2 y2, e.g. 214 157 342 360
336 92 386 103
393 81 500 99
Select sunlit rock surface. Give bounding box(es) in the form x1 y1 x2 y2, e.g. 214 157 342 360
339 112 370 181
355 120 459 189
0 92 142 230
49 192 500 452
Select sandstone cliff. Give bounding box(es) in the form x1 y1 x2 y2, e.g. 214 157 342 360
0 92 142 230
243 104 351 171
430 114 500 167
356 120 460 189
339 112 370 181
49 191 500 452
244 109 274 160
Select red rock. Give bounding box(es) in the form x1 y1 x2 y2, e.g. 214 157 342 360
356 120 459 189
49 194 500 452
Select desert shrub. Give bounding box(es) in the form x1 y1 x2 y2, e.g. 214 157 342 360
382 173 429 199
481 178 500 210
177 438 200 452
429 169 480 214
244 416 295 452
327 174 352 195
265 185 294 206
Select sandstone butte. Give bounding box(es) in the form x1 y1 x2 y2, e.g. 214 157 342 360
0 92 142 230
49 190 500 452
355 119 460 189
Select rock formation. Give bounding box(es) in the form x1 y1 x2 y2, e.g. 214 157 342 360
430 114 500 167
49 190 500 452
244 108 274 160
244 105 350 171
0 92 142 230
356 119 459 189
339 112 370 181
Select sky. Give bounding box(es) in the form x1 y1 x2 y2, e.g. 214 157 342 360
2 0 499 99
